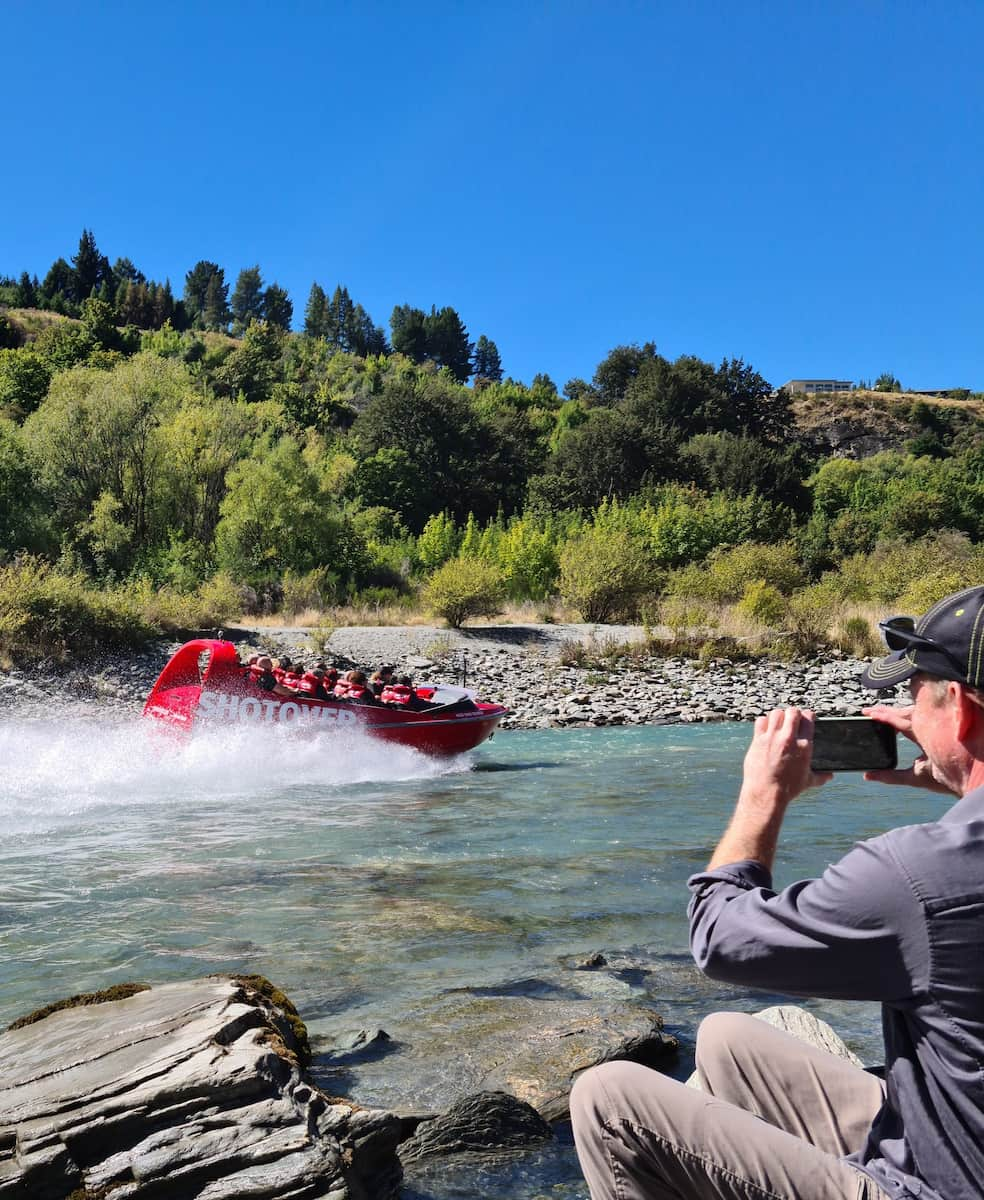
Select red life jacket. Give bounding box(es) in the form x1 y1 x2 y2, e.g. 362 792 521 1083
381 684 412 705
298 672 320 695
333 681 350 698
346 684 369 701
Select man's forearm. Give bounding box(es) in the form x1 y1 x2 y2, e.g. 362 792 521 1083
707 792 786 871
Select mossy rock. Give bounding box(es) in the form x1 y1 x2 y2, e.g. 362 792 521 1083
231 973 311 1068
7 983 150 1031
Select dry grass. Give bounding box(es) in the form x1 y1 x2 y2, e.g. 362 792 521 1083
238 597 580 629
5 306 72 342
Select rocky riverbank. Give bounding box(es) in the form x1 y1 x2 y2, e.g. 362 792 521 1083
0 622 893 726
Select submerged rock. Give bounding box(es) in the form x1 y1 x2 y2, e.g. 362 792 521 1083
0 976 402 1199
398 1091 553 1162
315 988 677 1123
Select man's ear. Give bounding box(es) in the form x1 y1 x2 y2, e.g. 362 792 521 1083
953 683 980 741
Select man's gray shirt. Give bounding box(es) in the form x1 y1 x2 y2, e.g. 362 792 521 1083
688 784 984 1200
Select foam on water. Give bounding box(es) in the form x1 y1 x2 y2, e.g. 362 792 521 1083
0 714 470 836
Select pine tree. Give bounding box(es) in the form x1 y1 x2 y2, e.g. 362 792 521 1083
14 272 37 307
263 283 293 330
72 229 104 301
112 256 145 286
154 280 175 328
40 258 75 310
424 306 473 382
327 285 354 350
304 283 327 338
230 265 264 333
390 304 428 362
184 260 224 326
473 335 503 382
202 271 230 331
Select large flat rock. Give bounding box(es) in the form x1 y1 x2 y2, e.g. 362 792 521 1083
0 976 402 1200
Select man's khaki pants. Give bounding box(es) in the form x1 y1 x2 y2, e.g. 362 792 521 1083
570 1012 890 1200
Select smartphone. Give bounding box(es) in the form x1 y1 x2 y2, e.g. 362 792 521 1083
810 717 898 772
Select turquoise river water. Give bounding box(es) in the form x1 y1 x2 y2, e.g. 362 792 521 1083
0 714 931 1198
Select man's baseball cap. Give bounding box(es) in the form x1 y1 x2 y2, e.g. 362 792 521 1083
860 585 984 689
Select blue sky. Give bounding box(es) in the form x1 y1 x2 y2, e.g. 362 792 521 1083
3 1 982 391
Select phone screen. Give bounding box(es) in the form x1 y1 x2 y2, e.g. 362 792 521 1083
810 717 898 772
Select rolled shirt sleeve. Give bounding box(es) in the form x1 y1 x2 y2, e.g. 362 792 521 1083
687 836 927 1003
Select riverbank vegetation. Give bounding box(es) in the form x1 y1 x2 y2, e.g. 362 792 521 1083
2 230 983 664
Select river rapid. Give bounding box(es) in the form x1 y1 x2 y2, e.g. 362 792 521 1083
0 714 930 1198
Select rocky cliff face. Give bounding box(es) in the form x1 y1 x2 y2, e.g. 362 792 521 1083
792 392 918 459
0 976 403 1200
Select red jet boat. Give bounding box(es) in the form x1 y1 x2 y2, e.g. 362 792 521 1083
143 639 508 755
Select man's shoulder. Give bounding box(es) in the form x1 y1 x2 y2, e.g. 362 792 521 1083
873 809 984 902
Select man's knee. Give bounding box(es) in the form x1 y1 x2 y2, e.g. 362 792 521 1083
696 1011 761 1065
571 1059 686 1141
571 1060 664 1126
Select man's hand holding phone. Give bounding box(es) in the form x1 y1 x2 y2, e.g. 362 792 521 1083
862 703 958 795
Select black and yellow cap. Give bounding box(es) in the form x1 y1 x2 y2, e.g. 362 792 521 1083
860 585 984 689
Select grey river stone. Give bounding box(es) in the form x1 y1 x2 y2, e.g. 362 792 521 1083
0 976 402 1200
0 622 896 731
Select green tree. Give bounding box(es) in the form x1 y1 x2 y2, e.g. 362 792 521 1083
230 266 264 333
0 349 52 418
416 512 459 569
559 526 656 621
473 335 503 382
112 257 145 286
424 306 472 382
80 297 121 351
14 272 37 307
39 258 76 311
304 283 328 338
202 271 231 331
390 304 429 362
22 354 190 564
215 436 368 583
593 342 658 404
184 261 226 327
72 229 111 301
422 556 505 628
212 321 284 403
0 417 45 554
679 432 809 510
874 373 902 393
160 395 251 546
263 283 293 330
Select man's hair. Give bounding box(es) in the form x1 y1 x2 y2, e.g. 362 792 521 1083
917 672 984 707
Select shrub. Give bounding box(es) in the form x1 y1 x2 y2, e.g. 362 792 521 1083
896 570 971 615
736 580 787 627
658 597 716 651
559 527 656 622
0 557 151 663
282 568 336 616
836 615 880 659
785 585 836 657
423 557 505 628
124 572 241 633
306 620 335 659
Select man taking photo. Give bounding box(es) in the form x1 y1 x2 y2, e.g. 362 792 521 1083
571 584 984 1200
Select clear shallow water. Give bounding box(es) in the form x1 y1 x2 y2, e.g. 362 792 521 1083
0 715 931 1198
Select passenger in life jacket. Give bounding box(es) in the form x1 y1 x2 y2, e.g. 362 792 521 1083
337 669 379 704
252 655 298 697
370 665 396 698
384 675 433 710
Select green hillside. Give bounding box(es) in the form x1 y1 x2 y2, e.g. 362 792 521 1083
2 230 984 662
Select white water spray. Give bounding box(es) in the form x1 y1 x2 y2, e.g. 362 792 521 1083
0 712 471 837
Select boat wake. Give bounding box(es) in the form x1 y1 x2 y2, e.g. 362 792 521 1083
0 713 472 834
